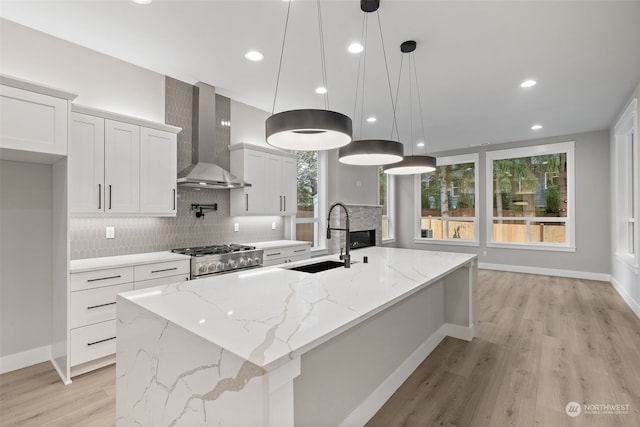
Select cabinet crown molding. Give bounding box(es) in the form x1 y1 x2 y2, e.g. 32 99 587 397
1 74 78 100
71 104 181 134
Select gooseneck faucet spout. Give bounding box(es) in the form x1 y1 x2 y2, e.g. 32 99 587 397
326 202 351 268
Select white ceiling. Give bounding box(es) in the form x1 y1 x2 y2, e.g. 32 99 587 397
2 0 639 153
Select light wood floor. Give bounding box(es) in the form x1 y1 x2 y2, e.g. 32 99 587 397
2 270 640 427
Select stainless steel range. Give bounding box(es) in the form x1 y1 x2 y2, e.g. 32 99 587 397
171 244 263 279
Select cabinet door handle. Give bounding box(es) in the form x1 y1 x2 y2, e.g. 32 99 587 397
150 267 178 274
284 196 286 211
246 194 249 211
294 249 307 253
280 196 283 211
173 189 176 210
87 301 116 310
87 336 116 346
108 185 112 210
266 252 281 257
87 275 121 282
98 184 102 210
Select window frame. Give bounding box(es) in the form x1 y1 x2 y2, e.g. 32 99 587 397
414 153 480 246
294 150 327 252
485 141 576 252
379 167 395 243
613 98 639 272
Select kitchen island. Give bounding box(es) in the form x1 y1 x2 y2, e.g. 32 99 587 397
115 247 477 426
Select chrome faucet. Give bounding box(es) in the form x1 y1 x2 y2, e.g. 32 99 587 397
326 202 351 268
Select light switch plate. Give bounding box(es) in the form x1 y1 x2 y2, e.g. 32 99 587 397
271 222 276 230
106 226 115 239
233 223 239 232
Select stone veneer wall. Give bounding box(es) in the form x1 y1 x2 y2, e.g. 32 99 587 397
70 77 283 259
328 204 382 255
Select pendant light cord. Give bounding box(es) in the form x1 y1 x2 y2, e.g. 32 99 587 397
317 0 329 110
271 0 292 115
352 13 367 139
412 51 428 154
392 54 404 147
377 12 399 142
409 53 414 156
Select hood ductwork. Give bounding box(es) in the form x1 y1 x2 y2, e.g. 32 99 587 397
177 82 250 189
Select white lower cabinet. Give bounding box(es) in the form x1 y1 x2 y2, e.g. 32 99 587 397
69 257 190 377
262 244 311 267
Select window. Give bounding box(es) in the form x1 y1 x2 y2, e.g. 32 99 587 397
379 166 394 240
416 154 479 244
613 98 638 270
486 142 575 251
295 151 326 249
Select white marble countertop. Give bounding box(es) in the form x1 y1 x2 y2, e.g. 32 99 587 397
119 247 475 370
70 251 191 273
242 240 311 250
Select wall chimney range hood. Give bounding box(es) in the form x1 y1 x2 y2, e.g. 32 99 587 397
177 82 250 189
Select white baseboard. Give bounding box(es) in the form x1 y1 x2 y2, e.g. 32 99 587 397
445 323 475 341
339 325 448 427
479 262 611 282
610 276 640 320
0 345 51 374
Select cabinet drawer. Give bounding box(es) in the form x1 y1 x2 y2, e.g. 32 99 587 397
135 274 190 290
70 266 134 291
134 260 190 282
69 283 133 329
70 320 116 366
263 245 311 260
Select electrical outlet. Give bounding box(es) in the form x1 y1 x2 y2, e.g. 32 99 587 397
233 223 240 232
271 222 276 230
106 226 115 239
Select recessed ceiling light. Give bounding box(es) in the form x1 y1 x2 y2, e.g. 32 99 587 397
416 142 425 147
315 87 328 94
366 116 377 123
131 0 152 4
348 43 364 54
244 50 264 62
531 124 543 130
520 79 537 88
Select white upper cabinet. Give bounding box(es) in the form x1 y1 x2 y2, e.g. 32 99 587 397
69 113 105 213
139 127 177 215
104 120 140 213
229 143 298 216
69 105 181 216
0 76 77 163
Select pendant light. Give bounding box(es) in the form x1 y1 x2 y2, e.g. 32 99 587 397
338 0 403 166
384 40 437 175
266 0 352 151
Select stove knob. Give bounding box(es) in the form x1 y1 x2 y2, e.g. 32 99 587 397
246 258 254 266
199 264 209 274
207 263 217 273
227 259 237 269
254 257 262 265
239 258 248 267
216 261 225 271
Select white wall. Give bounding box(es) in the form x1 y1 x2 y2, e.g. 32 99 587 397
394 129 611 278
230 99 271 148
610 82 640 317
327 150 379 206
0 19 165 122
0 160 53 358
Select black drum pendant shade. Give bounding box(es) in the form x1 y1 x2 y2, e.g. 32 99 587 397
266 109 352 151
266 0 352 151
383 154 436 175
337 0 403 166
383 40 437 175
339 139 403 165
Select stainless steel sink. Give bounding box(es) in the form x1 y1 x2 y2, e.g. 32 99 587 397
286 260 345 274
